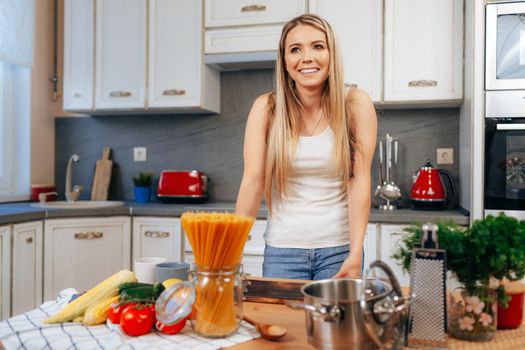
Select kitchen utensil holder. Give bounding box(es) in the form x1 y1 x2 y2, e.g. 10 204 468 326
376 133 401 210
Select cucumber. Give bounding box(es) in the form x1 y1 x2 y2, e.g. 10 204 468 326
118 282 152 294
119 283 165 303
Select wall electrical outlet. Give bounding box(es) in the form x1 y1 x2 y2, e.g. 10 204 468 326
436 148 453 165
133 147 147 162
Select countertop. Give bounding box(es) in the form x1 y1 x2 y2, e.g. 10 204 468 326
0 201 469 226
236 301 525 350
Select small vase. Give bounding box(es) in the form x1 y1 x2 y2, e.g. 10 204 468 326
134 186 151 203
448 285 497 341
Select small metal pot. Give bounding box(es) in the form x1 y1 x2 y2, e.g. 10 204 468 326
287 261 409 350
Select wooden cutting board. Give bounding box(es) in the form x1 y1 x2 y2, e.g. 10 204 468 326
91 147 113 200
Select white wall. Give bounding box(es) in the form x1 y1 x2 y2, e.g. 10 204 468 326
31 0 75 186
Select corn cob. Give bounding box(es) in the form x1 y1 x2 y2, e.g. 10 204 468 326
45 269 136 324
83 295 119 325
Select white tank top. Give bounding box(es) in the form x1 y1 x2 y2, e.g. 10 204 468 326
264 127 350 248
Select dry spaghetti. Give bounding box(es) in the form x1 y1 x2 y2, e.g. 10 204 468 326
181 212 254 337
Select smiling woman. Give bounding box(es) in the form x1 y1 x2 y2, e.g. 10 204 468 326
235 14 377 281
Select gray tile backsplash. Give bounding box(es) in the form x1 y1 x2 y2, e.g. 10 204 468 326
56 69 459 208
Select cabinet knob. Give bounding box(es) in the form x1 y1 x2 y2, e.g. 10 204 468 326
408 79 437 87
144 231 170 238
26 237 33 244
109 91 132 97
163 89 186 96
247 235 252 241
241 4 266 12
74 232 104 239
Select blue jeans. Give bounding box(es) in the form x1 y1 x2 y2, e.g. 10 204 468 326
263 244 351 280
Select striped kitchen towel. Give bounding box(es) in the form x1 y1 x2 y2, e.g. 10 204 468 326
0 288 260 350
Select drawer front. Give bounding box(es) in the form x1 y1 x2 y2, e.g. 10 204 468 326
243 219 266 255
44 218 131 300
205 0 305 27
133 218 182 262
241 255 263 277
205 25 282 54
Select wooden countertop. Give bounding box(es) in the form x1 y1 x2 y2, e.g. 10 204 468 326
231 301 525 350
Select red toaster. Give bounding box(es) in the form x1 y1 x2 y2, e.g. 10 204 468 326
157 170 209 203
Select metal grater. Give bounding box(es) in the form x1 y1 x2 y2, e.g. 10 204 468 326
407 223 448 349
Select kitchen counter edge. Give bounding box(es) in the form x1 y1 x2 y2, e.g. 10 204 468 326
0 202 470 226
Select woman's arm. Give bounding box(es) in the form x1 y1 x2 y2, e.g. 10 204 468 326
334 89 377 278
235 94 271 218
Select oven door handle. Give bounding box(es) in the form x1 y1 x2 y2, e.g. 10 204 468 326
496 123 525 130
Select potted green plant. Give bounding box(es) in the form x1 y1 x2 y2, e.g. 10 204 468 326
392 213 525 341
132 172 154 203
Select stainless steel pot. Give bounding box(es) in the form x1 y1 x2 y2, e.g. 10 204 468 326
287 261 409 350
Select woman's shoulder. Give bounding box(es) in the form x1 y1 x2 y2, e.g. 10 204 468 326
345 87 373 106
252 92 274 110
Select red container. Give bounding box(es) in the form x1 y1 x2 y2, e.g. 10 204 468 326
498 292 524 329
157 170 208 202
30 184 57 202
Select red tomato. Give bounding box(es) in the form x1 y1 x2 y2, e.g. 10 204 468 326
155 317 188 335
108 303 128 324
147 303 157 323
120 304 155 336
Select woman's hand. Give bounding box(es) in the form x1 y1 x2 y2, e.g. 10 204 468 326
333 254 362 278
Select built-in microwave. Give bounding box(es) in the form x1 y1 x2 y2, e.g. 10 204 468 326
486 1 525 91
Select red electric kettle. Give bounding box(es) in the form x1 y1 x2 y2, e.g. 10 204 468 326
410 159 456 210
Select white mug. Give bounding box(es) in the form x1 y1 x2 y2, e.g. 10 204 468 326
133 257 167 283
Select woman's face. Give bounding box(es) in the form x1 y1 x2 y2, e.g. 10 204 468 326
284 24 330 90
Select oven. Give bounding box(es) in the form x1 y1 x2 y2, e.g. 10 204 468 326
485 115 525 218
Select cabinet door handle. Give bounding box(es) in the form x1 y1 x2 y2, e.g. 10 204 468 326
241 4 266 12
26 237 33 244
73 92 82 98
247 235 252 241
145 231 170 238
345 83 358 88
109 91 132 97
408 79 437 87
163 89 186 96
74 232 104 239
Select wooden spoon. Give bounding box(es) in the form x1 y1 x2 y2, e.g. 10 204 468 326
242 315 287 341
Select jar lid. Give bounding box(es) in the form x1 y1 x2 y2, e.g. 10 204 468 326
155 281 195 325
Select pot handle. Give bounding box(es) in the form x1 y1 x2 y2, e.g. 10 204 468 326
285 300 343 322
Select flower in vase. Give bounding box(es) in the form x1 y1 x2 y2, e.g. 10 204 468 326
465 296 485 314
479 313 493 327
459 316 475 331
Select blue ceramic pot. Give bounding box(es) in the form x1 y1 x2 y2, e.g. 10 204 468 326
134 186 151 203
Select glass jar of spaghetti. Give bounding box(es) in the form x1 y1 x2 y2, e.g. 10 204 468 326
190 264 243 338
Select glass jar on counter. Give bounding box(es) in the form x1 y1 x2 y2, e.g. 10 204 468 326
190 264 243 338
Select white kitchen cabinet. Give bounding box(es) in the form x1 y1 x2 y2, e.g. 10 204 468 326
205 0 306 27
43 217 131 300
204 0 306 55
384 0 463 102
363 223 378 270
95 0 147 110
380 224 410 287
310 0 382 102
132 217 183 262
0 225 10 320
149 0 220 111
12 221 43 316
63 0 94 111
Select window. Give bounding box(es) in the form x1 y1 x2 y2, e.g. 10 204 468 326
0 61 30 201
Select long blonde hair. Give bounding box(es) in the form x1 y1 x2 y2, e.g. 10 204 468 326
265 14 357 213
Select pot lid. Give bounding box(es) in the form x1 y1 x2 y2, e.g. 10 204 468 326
155 281 195 325
362 260 408 350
